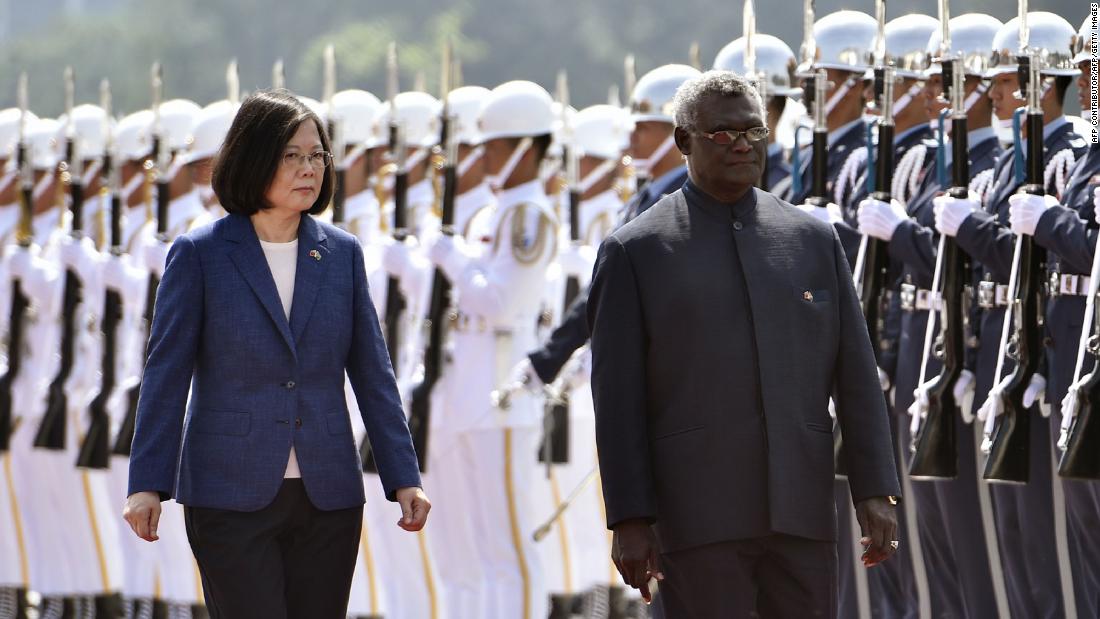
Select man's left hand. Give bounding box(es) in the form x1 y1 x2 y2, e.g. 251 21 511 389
856 496 899 567
395 487 431 532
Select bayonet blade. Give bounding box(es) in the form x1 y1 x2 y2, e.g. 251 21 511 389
64 66 75 138
624 54 636 101
800 0 817 71
323 44 336 106
441 38 453 103
227 59 240 105
690 41 702 70
387 42 399 105
744 0 757 77
272 58 285 90
874 0 887 66
938 0 951 59
1018 0 1029 52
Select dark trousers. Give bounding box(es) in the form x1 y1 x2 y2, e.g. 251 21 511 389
184 478 363 619
657 534 837 618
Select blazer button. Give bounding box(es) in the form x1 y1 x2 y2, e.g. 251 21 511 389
295 418 302 428
285 380 296 390
732 220 744 231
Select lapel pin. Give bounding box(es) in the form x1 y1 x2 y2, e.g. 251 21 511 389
309 249 322 261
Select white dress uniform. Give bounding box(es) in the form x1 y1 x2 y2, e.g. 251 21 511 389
430 177 558 619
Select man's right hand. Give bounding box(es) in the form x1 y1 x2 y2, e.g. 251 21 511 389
612 518 663 603
123 491 162 542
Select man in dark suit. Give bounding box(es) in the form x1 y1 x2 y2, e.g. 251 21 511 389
587 70 901 617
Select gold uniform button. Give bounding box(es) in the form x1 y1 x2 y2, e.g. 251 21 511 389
803 291 814 302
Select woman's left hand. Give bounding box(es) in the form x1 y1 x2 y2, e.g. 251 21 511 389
395 487 431 532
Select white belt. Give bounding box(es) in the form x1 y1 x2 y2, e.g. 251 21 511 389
1048 272 1092 297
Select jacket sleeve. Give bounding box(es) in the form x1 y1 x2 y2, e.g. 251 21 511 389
588 234 656 528
888 219 937 280
1034 204 1098 274
127 236 203 500
829 229 903 504
955 210 1017 281
528 286 590 384
346 239 422 500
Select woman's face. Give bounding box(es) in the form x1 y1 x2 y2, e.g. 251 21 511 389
265 120 324 214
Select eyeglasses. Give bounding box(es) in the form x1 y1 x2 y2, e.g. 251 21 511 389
282 151 333 170
694 126 770 145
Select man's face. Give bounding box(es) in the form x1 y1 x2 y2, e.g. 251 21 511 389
988 73 1023 121
678 92 766 191
923 74 948 120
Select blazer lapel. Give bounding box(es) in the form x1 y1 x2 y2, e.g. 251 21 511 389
224 213 297 357
289 215 328 345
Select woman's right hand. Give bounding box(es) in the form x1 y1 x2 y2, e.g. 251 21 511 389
123 491 162 542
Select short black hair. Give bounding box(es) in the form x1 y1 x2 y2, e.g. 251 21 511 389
1052 75 1073 106
212 89 334 216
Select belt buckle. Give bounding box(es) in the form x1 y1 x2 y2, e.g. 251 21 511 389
1049 272 1062 297
915 289 931 311
900 283 916 311
1062 274 1080 296
978 281 995 308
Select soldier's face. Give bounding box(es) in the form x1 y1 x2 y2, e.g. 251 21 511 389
988 73 1023 121
923 74 947 121
1078 61 1092 111
629 121 674 161
265 120 323 214
676 92 766 191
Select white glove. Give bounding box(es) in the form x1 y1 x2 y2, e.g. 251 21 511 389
509 358 544 394
1023 374 1048 416
381 236 417 278
797 201 844 225
557 244 597 281
1007 193 1058 236
1094 186 1100 225
857 198 908 241
877 367 891 391
908 385 930 436
933 195 979 237
428 234 471 283
954 369 977 423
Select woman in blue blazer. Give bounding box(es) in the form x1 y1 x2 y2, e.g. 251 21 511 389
123 90 427 618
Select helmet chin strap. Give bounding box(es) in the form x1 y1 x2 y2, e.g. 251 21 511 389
489 137 532 191
0 170 15 197
457 146 484 178
81 160 102 188
892 82 925 116
32 172 53 201
632 133 676 175
342 144 369 169
824 76 858 117
577 157 620 194
963 83 988 112
121 168 145 203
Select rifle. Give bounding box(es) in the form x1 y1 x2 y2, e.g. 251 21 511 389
744 0 768 190
1058 194 1100 477
364 43 408 472
909 1 969 479
35 67 83 450
405 41 456 473
77 80 120 469
982 11 1047 483
324 45 347 227
114 64 166 455
0 74 33 452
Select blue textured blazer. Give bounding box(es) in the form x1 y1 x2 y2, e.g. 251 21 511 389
127 212 421 511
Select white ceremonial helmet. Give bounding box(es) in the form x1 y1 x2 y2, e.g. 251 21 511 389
446 86 491 145
925 13 1004 76
883 14 940 78
813 10 878 72
629 64 701 124
374 91 443 149
116 110 155 162
331 89 382 146
297 95 328 124
0 108 40 159
1072 14 1098 65
572 104 630 161
26 118 62 171
157 99 202 153
478 81 556 141
187 100 239 164
57 104 114 161
987 12 1080 77
712 34 802 96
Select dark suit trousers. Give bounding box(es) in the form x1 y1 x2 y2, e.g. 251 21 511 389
184 479 363 619
657 534 837 618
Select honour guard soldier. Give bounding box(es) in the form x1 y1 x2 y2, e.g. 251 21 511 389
712 29 802 191
779 10 876 211
425 80 558 619
862 13 1007 619
1008 14 1100 616
187 98 240 218
934 12 1085 617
